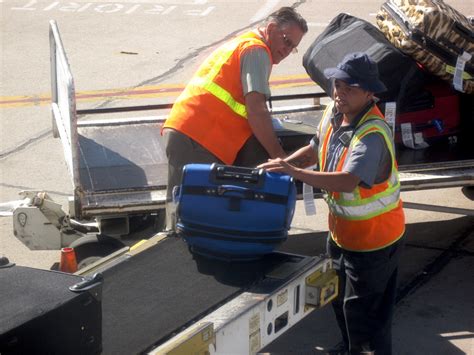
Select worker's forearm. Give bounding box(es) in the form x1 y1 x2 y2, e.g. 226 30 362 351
292 169 359 193
247 112 286 159
284 145 318 168
245 92 286 159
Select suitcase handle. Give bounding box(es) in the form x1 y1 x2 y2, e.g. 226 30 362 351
212 164 264 185
217 185 255 199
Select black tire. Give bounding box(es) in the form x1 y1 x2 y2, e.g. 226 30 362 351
461 186 474 201
77 256 103 270
128 211 166 234
71 236 124 269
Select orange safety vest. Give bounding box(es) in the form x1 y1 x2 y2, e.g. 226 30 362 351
163 31 273 165
318 102 405 252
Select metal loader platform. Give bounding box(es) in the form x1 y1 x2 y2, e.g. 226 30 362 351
80 235 333 354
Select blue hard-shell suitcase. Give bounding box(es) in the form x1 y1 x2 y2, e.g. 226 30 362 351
175 163 296 260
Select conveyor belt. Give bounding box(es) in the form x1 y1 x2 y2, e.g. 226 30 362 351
75 120 315 217
77 120 315 193
78 123 167 192
99 236 312 354
74 113 473 217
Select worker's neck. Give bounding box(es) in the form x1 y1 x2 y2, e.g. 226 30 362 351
343 112 358 124
342 99 373 125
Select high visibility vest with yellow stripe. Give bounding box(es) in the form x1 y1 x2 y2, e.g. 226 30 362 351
319 102 405 252
163 31 273 165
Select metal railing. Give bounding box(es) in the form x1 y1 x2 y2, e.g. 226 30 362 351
49 20 80 190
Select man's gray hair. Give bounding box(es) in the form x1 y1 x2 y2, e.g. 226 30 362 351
266 7 308 33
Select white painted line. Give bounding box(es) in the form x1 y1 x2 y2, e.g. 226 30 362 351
0 200 25 217
77 3 94 12
251 0 281 23
11 0 37 10
9 1 216 17
125 4 141 14
69 0 208 3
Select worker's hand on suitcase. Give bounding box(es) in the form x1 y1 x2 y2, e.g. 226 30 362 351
258 158 296 175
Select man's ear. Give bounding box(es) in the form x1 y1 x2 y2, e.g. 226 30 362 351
266 21 277 34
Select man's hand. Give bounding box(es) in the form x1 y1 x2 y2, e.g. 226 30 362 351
258 158 298 175
259 158 361 193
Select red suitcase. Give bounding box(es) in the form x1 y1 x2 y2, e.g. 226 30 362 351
392 82 461 148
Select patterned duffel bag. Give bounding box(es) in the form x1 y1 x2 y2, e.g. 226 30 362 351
376 0 474 94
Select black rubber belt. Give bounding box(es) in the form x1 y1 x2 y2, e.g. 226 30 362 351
100 237 295 354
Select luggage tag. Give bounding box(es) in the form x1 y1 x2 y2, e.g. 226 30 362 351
401 123 429 150
271 117 284 131
384 102 397 137
453 51 472 92
303 165 317 216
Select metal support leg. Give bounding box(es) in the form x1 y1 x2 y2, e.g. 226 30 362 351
403 202 474 216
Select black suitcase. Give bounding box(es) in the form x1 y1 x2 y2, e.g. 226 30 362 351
303 13 426 109
0 265 102 355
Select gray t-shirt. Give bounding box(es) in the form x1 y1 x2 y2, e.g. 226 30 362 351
311 103 392 188
240 47 271 99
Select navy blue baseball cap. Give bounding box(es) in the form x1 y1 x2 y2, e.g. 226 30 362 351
324 52 387 93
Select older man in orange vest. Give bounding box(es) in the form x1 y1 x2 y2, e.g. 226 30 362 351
259 52 405 355
162 7 307 229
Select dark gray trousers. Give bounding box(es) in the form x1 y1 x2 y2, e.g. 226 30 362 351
327 236 404 355
163 129 270 230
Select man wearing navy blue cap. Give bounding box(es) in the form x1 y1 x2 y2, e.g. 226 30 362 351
259 52 405 354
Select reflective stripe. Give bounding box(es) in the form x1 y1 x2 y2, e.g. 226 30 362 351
191 77 247 118
354 122 400 192
320 125 332 171
319 103 405 250
389 171 398 186
335 127 400 215
204 41 240 81
318 102 333 170
341 192 355 200
328 189 400 220
321 105 402 220
333 182 399 207
352 120 395 158
188 37 265 119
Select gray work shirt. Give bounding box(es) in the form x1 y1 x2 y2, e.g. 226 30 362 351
240 47 271 99
311 102 392 188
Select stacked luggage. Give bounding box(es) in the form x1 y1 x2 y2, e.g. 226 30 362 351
175 164 296 261
303 0 473 149
302 13 426 108
376 0 473 94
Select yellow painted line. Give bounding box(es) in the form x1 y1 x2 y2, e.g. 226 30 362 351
129 239 148 251
0 74 314 109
